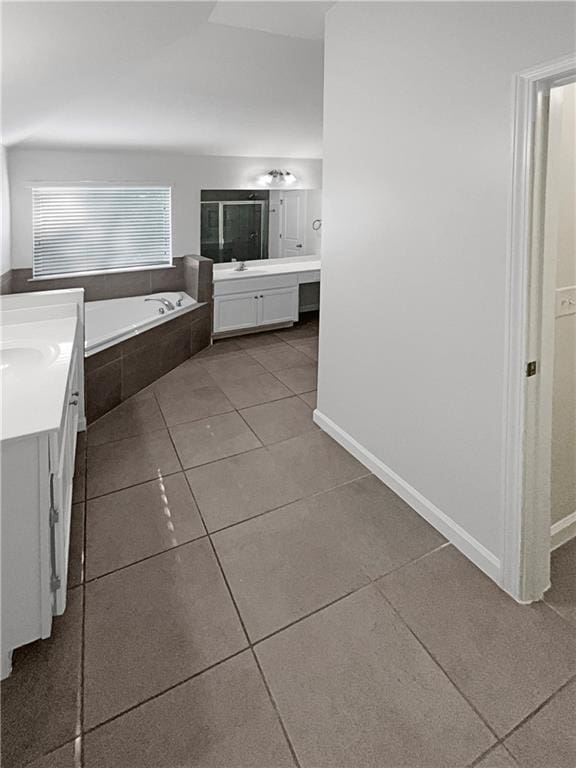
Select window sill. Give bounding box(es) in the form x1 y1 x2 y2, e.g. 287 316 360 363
28 264 176 282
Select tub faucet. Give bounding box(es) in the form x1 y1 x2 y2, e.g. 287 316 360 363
145 296 175 311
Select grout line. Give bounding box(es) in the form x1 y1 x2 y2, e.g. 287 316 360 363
375 587 503 744
492 670 576 745
79 647 250 739
83 533 208 585
84 468 183 503
181 460 302 768
80 431 88 767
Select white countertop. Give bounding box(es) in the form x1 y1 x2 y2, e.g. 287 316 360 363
1 312 78 442
213 255 321 282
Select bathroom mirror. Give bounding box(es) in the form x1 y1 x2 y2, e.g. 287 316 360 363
200 189 322 263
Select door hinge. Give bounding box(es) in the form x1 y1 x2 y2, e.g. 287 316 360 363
50 575 61 592
526 361 538 377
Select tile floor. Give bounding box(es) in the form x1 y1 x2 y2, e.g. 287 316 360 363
2 314 576 768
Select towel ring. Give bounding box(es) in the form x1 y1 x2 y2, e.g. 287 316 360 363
312 219 322 231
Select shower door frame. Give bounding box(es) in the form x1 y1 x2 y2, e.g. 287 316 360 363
202 200 267 261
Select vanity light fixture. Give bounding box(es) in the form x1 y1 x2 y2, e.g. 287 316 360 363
261 169 297 185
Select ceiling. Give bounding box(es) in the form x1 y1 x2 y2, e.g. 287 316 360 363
1 1 328 157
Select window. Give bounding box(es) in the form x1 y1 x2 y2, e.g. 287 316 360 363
33 186 172 278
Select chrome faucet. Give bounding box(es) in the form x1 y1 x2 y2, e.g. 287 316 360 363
175 293 184 307
231 259 247 272
145 296 175 311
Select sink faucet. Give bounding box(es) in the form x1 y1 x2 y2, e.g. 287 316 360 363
145 296 175 311
231 259 247 272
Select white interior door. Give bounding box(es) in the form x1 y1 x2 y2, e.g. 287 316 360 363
281 190 306 258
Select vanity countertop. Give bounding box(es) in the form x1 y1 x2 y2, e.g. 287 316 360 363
213 255 321 282
1 307 79 442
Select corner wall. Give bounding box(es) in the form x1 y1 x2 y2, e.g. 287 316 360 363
317 2 575 579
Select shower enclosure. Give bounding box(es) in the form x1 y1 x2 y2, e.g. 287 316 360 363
201 190 269 263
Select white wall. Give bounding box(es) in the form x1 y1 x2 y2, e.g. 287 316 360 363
318 2 576 576
1 146 11 275
549 84 576 527
7 149 322 269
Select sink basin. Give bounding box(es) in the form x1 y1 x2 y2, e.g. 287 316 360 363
0 341 60 375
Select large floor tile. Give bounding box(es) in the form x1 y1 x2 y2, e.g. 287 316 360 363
200 352 268 383
85 473 205 579
83 652 295 768
155 382 234 427
285 337 319 361
0 589 82 768
239 396 317 445
268 430 368 497
84 539 247 728
256 586 494 768
235 331 283 350
68 502 85 587
28 742 79 768
195 339 243 359
87 390 165 446
246 344 312 372
153 358 217 390
299 390 317 409
218 372 292 409
273 363 318 394
378 546 576 735
170 411 261 468
214 475 444 640
474 745 518 767
87 429 180 498
545 538 576 625
186 448 302 532
504 680 576 768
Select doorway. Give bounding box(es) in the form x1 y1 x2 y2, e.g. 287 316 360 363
503 54 576 604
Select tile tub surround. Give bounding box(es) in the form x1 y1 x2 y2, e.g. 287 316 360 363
85 303 212 422
3 253 213 300
4 316 576 768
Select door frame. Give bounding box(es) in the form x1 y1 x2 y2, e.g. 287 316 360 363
502 53 576 603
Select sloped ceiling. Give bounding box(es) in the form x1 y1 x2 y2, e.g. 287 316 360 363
1 1 326 157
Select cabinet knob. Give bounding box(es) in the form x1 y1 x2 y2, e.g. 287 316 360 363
254 296 258 299
260 295 264 298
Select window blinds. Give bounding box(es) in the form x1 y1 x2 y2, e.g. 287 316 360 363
33 186 172 278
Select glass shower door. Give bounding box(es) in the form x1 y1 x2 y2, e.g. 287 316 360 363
222 202 264 262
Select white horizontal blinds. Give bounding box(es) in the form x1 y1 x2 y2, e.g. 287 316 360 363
33 186 172 278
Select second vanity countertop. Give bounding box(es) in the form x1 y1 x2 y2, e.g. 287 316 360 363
213 255 321 282
1 306 79 442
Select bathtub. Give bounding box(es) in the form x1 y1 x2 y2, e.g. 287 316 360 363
85 292 200 356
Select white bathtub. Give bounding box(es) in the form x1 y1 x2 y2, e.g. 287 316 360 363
85 292 201 356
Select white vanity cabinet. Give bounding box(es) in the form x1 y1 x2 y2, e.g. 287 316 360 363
213 274 299 334
1 301 84 679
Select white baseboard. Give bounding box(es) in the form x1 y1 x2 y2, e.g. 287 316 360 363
551 510 576 551
313 410 501 583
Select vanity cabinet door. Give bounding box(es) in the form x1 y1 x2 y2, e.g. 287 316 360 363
258 286 299 326
214 292 260 333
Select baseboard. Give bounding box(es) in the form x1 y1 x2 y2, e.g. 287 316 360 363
551 510 576 551
313 410 502 583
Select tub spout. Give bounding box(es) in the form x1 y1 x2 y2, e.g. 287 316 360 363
145 296 175 311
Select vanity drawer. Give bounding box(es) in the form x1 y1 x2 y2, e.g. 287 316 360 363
214 274 298 296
